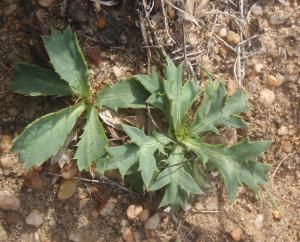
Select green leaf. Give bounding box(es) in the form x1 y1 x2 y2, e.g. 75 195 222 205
240 161 270 192
183 138 271 201
95 78 148 111
121 124 172 188
106 144 139 177
160 58 199 136
42 27 90 98
10 63 72 96
149 146 202 208
159 183 188 209
190 81 248 136
12 102 86 169
74 106 108 171
134 66 160 94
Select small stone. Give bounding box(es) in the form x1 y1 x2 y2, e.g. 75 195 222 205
68 231 80 242
25 209 43 227
251 5 263 16
0 134 12 153
277 125 288 136
123 227 134 242
226 31 240 45
272 210 281 221
281 140 293 153
97 15 106 30
99 198 116 216
93 2 101 13
0 154 15 169
145 213 160 230
36 8 47 22
4 211 20 225
266 75 282 88
255 214 263 229
58 179 79 200
259 89 275 107
38 0 54 8
139 209 149 222
230 227 242 241
127 204 143 220
0 190 20 211
205 197 218 210
219 28 227 37
254 63 264 73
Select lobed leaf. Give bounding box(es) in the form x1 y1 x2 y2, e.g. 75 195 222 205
10 63 72 96
121 124 172 188
190 81 248 136
95 78 148 111
42 27 90 98
149 146 202 208
12 102 86 169
74 106 108 171
106 144 139 177
183 138 271 201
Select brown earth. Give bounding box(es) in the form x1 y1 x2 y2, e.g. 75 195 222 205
0 0 299 242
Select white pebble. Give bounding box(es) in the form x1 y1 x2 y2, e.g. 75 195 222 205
0 190 20 211
25 209 43 227
144 213 160 230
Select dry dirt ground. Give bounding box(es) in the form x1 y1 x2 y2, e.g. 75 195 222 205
0 0 299 242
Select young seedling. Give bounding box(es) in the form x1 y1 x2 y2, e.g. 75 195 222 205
104 57 272 209
10 27 147 171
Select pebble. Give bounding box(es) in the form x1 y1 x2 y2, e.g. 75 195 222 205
251 5 263 16
266 74 282 88
127 204 143 220
25 209 43 227
68 231 81 242
276 73 285 85
38 0 54 8
255 214 264 229
4 211 20 224
281 140 293 153
123 227 134 242
219 27 227 37
272 210 281 221
61 162 78 179
0 134 12 153
36 8 47 23
0 154 14 169
0 190 20 210
205 197 218 210
145 213 160 230
259 89 275 107
230 227 242 241
254 63 264 73
277 125 288 136
226 31 240 45
58 179 78 200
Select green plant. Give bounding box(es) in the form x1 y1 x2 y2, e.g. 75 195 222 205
104 57 272 209
10 27 148 170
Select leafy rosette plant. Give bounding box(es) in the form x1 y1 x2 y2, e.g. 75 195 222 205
105 57 272 209
10 27 147 171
